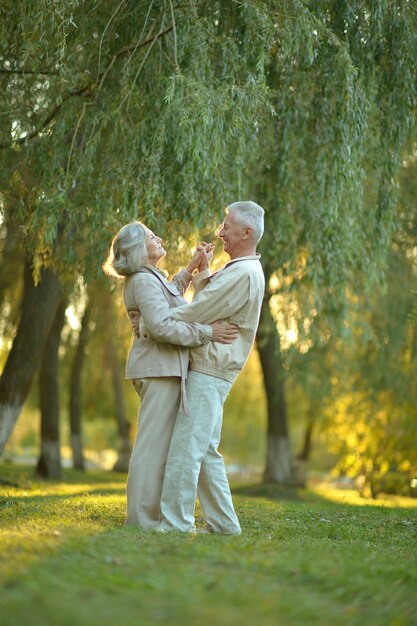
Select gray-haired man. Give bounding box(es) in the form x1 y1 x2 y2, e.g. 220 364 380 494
159 201 265 535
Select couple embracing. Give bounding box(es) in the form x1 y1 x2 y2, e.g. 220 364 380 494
103 201 265 535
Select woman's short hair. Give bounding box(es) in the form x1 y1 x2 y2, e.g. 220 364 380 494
226 201 265 244
102 221 148 278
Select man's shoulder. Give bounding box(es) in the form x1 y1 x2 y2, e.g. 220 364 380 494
207 259 264 298
223 257 264 279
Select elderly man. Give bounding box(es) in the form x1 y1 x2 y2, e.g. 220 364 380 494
158 200 265 535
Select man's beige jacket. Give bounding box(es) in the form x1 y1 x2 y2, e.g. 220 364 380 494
172 255 265 383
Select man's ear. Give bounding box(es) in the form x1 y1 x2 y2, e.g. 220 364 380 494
242 227 252 240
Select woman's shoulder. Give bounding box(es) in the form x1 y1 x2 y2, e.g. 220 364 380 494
124 271 155 297
127 269 176 295
127 269 159 285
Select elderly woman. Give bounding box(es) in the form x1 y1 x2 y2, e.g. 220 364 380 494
103 221 237 529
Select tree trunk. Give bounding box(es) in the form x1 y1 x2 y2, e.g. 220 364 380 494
101 295 131 473
256 286 293 484
294 418 315 487
0 259 62 457
108 334 131 472
0 223 23 308
36 298 67 479
69 302 92 471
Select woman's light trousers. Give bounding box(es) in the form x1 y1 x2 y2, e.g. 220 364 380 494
126 377 181 529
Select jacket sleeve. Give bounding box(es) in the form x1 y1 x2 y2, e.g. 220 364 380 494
172 268 193 295
192 269 211 293
172 270 251 324
132 273 212 347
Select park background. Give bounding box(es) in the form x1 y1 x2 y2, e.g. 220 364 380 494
1 2 416 625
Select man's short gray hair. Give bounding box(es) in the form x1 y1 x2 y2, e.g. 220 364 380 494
226 201 265 244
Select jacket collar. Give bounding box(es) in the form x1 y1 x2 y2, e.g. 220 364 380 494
208 254 261 280
223 254 261 269
141 264 168 277
138 265 180 295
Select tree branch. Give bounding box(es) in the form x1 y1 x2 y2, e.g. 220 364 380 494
0 69 58 76
0 84 93 149
111 25 173 61
0 26 173 150
168 0 179 68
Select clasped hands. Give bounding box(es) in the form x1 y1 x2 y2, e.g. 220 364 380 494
186 242 214 274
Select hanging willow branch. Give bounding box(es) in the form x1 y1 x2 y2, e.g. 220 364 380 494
0 25 173 150
0 69 58 76
0 83 93 149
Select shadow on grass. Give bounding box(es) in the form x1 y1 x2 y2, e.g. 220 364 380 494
232 482 324 503
0 462 127 488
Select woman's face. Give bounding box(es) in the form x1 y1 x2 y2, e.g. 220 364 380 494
144 227 166 266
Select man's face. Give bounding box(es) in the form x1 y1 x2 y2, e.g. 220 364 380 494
218 213 247 259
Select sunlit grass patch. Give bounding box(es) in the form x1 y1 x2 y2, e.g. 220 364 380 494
1 465 417 626
310 482 417 509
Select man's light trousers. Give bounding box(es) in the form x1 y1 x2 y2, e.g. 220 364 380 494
159 370 241 534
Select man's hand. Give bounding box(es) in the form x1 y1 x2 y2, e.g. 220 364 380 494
197 242 214 272
186 248 205 274
210 320 239 344
128 310 141 338
186 242 214 274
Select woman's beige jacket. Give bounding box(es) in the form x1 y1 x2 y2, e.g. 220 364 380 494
123 266 212 382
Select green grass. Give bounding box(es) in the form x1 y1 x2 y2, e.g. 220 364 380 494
1 464 417 626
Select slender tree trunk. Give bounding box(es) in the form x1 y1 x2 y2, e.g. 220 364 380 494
101 296 131 473
69 302 92 471
108 333 131 472
36 298 67 479
0 259 62 457
297 418 314 461
256 285 293 484
294 417 315 487
0 223 22 308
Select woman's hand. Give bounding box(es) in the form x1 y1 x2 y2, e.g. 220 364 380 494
197 242 214 272
210 320 239 344
186 248 205 274
186 242 214 274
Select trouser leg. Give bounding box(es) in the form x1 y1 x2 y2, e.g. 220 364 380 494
126 377 181 529
159 371 239 533
198 416 241 535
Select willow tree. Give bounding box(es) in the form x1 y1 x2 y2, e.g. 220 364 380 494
0 1 416 479
0 0 275 454
251 0 417 481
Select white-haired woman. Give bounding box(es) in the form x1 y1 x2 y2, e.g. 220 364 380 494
103 221 237 529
